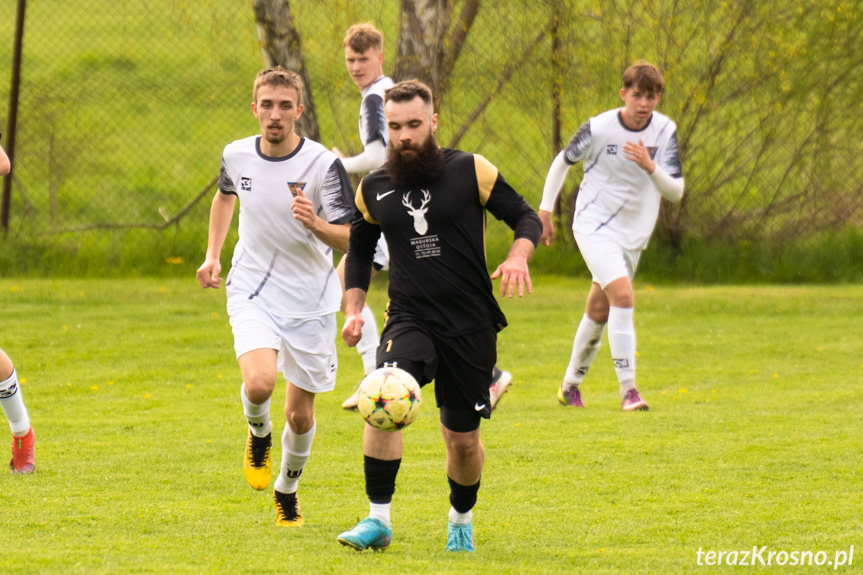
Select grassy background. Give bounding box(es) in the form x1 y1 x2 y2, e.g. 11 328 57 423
2 0 862 282
1 276 860 573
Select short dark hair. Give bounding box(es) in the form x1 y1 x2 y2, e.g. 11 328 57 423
344 23 383 53
384 79 433 107
622 60 664 95
253 66 303 106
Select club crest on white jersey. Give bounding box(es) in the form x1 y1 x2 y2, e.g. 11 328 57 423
288 182 306 197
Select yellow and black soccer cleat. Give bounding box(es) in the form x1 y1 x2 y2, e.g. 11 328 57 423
243 429 272 490
274 489 305 527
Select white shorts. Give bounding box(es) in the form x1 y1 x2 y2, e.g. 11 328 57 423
373 235 390 271
574 234 642 289
227 296 337 393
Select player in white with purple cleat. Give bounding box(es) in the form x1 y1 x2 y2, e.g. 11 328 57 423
538 60 685 411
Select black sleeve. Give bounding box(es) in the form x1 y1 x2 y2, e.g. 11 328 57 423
563 122 592 166
344 185 382 292
218 156 237 196
484 173 542 247
662 130 684 179
361 94 386 146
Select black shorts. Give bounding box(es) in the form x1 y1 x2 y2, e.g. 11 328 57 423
376 318 497 420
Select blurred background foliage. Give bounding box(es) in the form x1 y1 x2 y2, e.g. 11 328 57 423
1 0 861 282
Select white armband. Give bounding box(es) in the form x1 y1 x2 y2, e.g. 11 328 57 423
649 164 685 203
539 151 571 212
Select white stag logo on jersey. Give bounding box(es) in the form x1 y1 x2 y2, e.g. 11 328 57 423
402 189 431 235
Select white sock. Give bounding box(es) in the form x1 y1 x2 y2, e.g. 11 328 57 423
448 507 472 525
274 421 316 494
369 502 392 527
0 369 30 436
607 306 637 398
563 315 606 389
356 306 380 375
241 384 272 437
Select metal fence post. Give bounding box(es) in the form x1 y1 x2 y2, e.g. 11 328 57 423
2 0 27 235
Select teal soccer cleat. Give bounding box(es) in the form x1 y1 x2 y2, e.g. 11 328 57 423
337 517 392 551
446 521 474 552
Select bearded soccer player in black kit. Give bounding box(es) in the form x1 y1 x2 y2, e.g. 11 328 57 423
337 80 541 553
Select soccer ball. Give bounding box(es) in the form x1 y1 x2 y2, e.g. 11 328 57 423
357 367 422 431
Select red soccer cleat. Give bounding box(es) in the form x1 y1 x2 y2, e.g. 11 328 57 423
10 427 35 474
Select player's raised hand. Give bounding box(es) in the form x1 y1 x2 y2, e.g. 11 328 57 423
539 209 555 246
341 314 365 348
196 257 222 289
623 138 656 174
291 189 318 230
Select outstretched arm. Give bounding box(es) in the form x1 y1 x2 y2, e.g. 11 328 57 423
538 151 570 246
196 191 236 289
341 287 369 347
342 186 381 346
333 139 386 174
490 237 536 298
478 154 541 298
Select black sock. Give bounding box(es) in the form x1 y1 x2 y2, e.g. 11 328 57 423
365 455 401 504
448 475 480 513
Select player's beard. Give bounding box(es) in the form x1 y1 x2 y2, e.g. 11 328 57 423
385 133 444 187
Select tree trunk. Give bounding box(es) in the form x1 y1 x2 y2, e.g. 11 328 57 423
394 0 448 96
252 0 319 141
394 0 481 112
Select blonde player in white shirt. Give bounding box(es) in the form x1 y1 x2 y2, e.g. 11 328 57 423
197 67 354 526
332 23 513 411
538 60 684 411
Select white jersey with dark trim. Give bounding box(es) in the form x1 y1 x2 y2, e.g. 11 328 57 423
359 76 393 147
564 109 683 250
218 136 353 317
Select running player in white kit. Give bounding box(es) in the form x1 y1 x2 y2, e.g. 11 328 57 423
538 60 685 411
197 67 354 526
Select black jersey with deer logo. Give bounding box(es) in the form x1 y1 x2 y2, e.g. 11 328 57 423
345 148 541 336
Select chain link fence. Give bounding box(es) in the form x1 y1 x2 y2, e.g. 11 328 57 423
2 0 861 277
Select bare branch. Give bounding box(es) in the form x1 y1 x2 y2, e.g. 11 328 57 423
42 177 218 235
448 21 551 149
437 0 481 108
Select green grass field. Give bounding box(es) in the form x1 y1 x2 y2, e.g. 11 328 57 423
1 276 860 573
